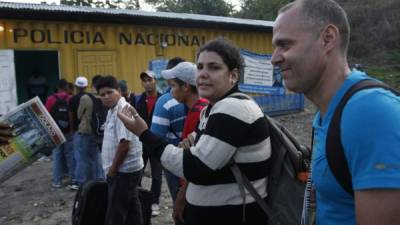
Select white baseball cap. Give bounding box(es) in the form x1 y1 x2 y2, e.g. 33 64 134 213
140 70 156 80
75 76 88 88
161 62 197 86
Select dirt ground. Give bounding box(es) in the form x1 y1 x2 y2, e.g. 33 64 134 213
0 100 316 225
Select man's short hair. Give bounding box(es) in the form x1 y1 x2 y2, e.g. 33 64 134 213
92 74 102 89
279 0 350 54
95 75 119 93
118 80 128 92
56 79 68 90
166 57 186 70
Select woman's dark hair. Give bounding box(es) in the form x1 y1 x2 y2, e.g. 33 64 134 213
95 75 119 93
196 38 244 77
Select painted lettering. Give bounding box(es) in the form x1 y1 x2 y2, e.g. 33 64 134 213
93 32 105 44
71 31 84 44
147 33 157 46
64 30 68 43
86 31 90 44
135 33 145 45
119 32 132 45
191 36 200 46
11 28 205 47
165 34 176 46
178 35 189 46
13 28 28 43
47 30 61 44
31 29 45 43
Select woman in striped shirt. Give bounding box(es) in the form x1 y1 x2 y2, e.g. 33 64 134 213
118 38 271 225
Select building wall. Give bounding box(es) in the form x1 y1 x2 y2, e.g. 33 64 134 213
0 19 273 93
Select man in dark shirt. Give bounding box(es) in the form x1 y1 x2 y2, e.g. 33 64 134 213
136 70 162 216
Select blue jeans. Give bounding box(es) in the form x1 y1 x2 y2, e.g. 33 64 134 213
95 147 105 180
164 169 181 202
105 171 143 225
52 134 75 184
74 133 102 185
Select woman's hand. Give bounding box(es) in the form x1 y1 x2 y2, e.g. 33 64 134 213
117 105 148 136
0 122 14 145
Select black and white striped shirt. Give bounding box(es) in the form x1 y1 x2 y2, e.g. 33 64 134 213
160 91 272 206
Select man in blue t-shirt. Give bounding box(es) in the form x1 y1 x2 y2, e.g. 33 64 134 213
272 1 400 225
150 57 187 220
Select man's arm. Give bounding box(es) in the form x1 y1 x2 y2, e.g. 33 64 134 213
68 111 75 133
107 139 130 177
355 189 400 225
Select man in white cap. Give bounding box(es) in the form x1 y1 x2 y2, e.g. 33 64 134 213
68 76 99 189
149 57 187 222
161 62 208 223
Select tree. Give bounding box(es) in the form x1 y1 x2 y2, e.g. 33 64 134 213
145 0 234 17
235 0 292 21
60 0 140 9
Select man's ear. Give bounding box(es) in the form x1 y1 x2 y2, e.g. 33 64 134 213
183 83 190 91
230 68 239 85
321 24 339 53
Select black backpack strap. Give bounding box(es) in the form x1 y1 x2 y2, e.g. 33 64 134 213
326 79 400 196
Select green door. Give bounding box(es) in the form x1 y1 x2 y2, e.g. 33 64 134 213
14 50 60 104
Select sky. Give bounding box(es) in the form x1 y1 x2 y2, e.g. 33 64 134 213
0 0 242 11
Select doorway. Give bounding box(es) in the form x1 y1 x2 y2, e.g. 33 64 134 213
14 50 60 104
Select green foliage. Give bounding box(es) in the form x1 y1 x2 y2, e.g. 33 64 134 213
234 0 292 21
144 0 234 16
389 49 400 65
60 0 140 9
367 67 400 90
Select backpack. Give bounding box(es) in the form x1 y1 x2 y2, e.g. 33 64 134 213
72 180 107 225
87 94 108 138
229 93 311 225
326 79 400 195
50 94 70 133
71 180 153 225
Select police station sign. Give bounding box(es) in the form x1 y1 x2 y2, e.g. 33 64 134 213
12 28 206 47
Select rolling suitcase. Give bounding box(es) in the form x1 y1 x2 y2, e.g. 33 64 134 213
72 180 108 225
72 180 153 225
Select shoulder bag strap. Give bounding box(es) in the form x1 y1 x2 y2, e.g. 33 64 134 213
227 92 276 221
230 160 275 221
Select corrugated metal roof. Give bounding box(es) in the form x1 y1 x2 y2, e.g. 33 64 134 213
0 1 273 31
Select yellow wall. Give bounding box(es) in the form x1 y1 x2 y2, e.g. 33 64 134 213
0 19 273 93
